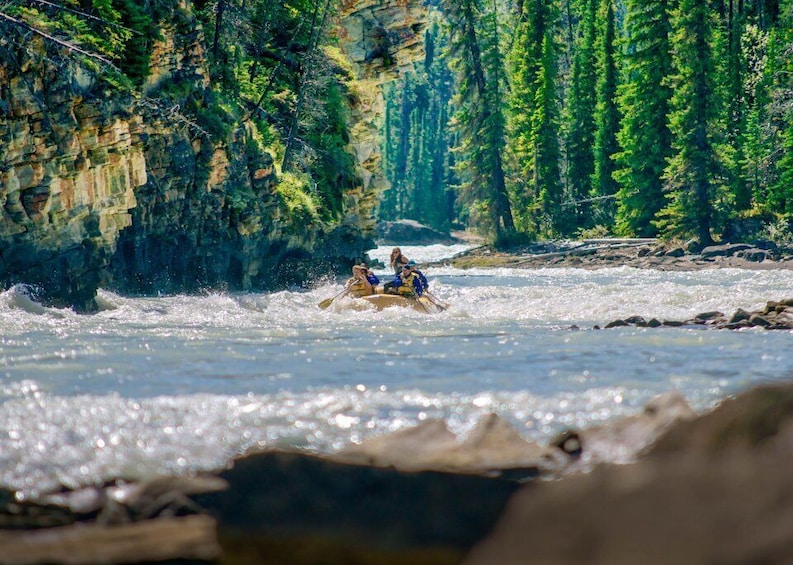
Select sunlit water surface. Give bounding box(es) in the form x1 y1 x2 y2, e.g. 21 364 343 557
1 243 792 496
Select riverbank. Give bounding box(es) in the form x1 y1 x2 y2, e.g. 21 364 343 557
441 239 793 271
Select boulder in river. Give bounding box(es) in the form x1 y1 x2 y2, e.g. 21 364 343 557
377 219 461 245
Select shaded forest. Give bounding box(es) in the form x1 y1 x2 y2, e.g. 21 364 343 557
381 0 793 247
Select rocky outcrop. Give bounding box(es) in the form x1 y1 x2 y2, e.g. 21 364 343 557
448 239 793 271
378 219 461 244
463 382 793 565
601 298 793 331
0 35 144 309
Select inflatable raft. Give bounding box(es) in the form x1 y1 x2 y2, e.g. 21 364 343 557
357 293 443 313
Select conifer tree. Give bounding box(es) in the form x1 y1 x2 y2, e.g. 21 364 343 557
532 33 565 235
564 0 598 232
768 0 793 216
507 0 562 236
590 0 621 228
612 0 674 237
656 0 723 245
441 0 515 240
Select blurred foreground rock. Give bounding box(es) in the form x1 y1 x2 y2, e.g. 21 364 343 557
5 384 793 563
463 381 793 565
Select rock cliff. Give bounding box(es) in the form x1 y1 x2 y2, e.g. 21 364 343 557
336 0 428 230
0 0 428 310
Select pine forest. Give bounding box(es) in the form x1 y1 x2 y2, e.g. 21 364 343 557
381 0 793 247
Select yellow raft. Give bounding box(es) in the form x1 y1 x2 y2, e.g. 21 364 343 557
356 293 443 313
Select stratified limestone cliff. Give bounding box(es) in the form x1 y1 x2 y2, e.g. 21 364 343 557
336 0 427 230
0 0 428 310
0 37 144 310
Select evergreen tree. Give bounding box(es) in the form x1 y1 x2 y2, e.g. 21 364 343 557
589 0 620 227
441 0 515 240
507 0 562 237
564 0 598 232
768 0 793 216
656 0 723 244
722 0 751 211
532 33 565 235
612 0 674 237
737 24 769 214
379 18 457 231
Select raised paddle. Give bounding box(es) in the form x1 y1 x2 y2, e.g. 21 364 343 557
318 284 351 309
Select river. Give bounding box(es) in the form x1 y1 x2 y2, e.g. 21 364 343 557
1 243 792 497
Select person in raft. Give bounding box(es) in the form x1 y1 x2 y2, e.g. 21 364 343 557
406 260 428 293
389 247 410 275
346 264 377 298
359 263 380 288
393 263 424 297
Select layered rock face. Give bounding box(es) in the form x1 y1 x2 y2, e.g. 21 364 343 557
0 37 144 309
336 0 428 232
0 1 429 309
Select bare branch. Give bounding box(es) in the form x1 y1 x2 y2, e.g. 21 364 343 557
0 10 119 70
27 0 142 35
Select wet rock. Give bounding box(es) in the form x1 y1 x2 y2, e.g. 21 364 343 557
738 248 769 262
692 310 724 322
600 299 793 331
462 383 793 565
748 313 773 327
700 243 754 258
728 308 752 324
334 414 556 477
195 450 520 564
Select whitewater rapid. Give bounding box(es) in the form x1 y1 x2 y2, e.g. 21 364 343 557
1 243 792 496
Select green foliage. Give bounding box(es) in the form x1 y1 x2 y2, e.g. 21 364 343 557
590 0 620 225
613 0 674 237
276 172 321 229
379 17 456 231
577 224 612 239
506 0 561 237
564 0 599 232
441 0 515 240
110 0 157 83
655 0 723 244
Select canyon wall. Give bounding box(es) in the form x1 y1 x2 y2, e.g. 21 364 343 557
0 0 428 310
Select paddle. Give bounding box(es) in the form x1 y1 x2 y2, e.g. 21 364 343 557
410 294 432 314
423 291 449 311
318 284 351 309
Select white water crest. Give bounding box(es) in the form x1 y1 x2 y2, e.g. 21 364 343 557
1 244 793 496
